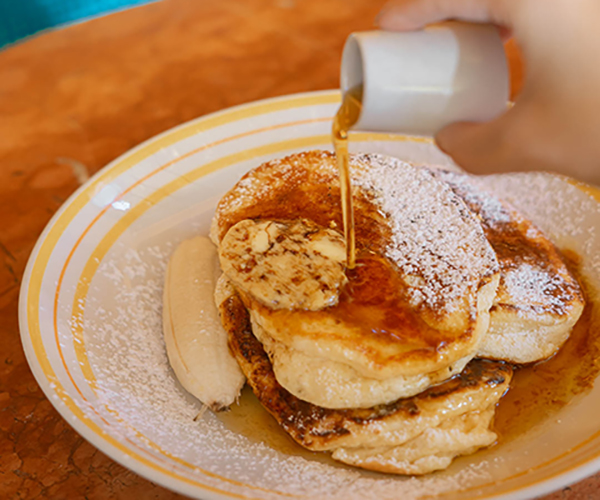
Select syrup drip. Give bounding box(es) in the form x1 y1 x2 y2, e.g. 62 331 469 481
332 85 363 269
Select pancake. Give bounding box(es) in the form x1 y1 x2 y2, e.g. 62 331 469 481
331 407 497 474
217 286 512 475
213 152 500 389
252 315 473 409
216 272 474 409
433 169 585 363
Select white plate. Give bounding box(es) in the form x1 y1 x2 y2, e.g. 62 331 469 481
19 90 600 500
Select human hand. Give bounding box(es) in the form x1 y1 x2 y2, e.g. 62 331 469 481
377 0 600 185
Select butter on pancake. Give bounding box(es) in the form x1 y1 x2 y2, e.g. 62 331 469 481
218 288 512 475
219 219 346 311
433 169 585 363
214 152 500 384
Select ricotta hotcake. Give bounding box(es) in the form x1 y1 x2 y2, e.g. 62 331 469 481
217 287 512 475
215 272 473 409
433 169 585 363
213 152 500 388
331 406 497 474
251 315 473 409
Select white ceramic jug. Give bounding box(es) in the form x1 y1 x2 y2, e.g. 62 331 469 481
341 22 510 137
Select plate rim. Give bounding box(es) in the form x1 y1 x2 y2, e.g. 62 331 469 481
17 89 600 500
18 90 343 500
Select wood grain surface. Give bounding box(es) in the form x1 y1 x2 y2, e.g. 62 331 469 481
0 0 596 498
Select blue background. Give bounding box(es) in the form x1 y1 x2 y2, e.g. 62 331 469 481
0 0 153 48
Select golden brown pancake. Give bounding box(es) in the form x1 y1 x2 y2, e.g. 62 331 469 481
213 152 500 391
209 152 524 474
432 169 585 363
331 407 498 474
217 286 512 474
251 315 473 409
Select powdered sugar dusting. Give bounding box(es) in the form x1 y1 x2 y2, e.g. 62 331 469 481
433 169 583 318
482 173 600 311
480 173 600 272
73 163 600 500
78 240 496 499
216 151 499 315
431 169 513 229
503 264 570 309
350 154 498 313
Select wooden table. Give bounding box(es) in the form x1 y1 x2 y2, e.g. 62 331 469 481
0 0 596 498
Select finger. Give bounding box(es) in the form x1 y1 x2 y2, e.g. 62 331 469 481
377 0 512 31
437 116 600 185
434 108 548 176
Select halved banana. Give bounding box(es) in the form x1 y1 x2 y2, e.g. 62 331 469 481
163 236 245 412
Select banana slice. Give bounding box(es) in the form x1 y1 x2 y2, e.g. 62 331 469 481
163 236 245 412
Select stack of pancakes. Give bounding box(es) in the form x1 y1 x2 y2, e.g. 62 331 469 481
210 151 584 475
